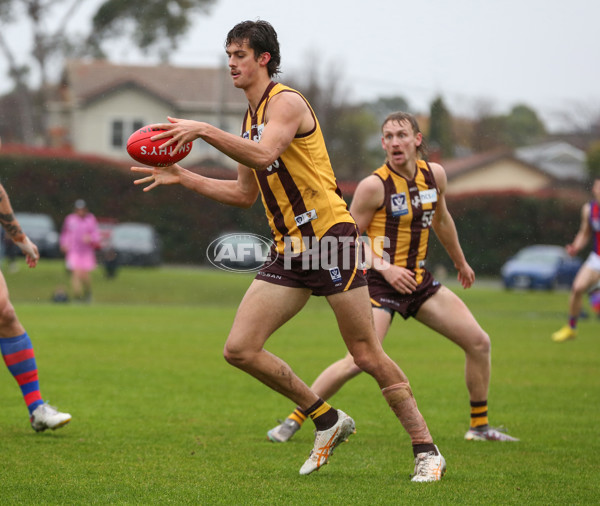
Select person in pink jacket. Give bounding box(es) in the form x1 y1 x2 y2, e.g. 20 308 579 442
60 199 101 302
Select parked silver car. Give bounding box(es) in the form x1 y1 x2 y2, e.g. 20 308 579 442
10 212 61 258
110 222 162 267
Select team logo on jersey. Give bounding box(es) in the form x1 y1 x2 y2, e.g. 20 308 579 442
411 195 421 209
329 266 342 283
592 218 600 231
419 189 437 204
390 193 409 217
295 209 318 226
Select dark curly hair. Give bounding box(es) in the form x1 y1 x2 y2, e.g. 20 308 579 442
225 20 281 78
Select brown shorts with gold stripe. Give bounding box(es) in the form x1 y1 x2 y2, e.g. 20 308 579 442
368 269 441 320
255 222 367 296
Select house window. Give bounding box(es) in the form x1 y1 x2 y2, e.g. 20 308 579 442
111 119 145 148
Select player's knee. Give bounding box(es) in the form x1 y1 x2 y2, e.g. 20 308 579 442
0 301 18 329
473 331 491 356
222 342 254 368
351 349 379 375
222 344 241 366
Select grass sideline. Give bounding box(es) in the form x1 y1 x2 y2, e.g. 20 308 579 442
0 260 599 504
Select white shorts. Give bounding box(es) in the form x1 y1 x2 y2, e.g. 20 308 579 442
583 251 600 272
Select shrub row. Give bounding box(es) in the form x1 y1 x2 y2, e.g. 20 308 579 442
0 151 588 273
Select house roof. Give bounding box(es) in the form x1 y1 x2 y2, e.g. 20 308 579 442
515 141 587 181
60 60 248 111
442 141 587 183
442 149 537 178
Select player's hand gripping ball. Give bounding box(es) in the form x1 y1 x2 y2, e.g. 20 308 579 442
126 126 192 166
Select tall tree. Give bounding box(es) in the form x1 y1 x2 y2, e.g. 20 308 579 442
428 95 454 159
88 0 216 60
504 104 546 147
0 0 216 144
287 52 381 179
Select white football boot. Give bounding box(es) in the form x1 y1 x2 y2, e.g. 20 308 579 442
411 445 446 482
299 410 355 475
30 403 72 432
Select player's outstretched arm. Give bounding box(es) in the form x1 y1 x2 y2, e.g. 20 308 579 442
151 93 307 172
132 163 259 209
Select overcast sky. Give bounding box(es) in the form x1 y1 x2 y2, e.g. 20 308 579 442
2 0 599 130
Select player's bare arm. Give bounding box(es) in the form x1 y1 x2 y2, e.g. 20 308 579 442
0 184 39 267
350 175 418 294
132 163 259 209
429 163 474 289
566 203 591 256
148 93 307 172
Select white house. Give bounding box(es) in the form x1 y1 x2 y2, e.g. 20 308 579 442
47 60 249 168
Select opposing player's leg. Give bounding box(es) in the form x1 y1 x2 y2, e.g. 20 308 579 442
553 264 600 342
415 286 517 441
0 271 71 431
268 307 393 442
327 286 444 481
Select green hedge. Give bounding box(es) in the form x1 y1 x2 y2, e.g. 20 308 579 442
0 152 267 265
427 190 587 276
1 152 588 272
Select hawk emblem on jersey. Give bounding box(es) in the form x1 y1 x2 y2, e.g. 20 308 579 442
295 209 318 226
411 195 421 209
390 193 409 217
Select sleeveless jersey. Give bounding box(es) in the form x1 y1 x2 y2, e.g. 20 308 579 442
241 82 354 254
590 200 600 254
366 160 438 285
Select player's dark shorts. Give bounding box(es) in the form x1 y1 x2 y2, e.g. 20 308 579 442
255 222 367 296
368 268 442 320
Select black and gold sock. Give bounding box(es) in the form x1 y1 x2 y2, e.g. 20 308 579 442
287 407 308 427
470 400 489 429
305 399 338 431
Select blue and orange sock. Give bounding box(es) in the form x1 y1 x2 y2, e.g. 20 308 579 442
0 333 43 415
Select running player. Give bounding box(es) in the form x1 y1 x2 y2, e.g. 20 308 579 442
0 166 71 432
268 111 518 443
131 22 445 481
552 177 600 341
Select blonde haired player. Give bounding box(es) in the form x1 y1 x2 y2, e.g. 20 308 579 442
268 112 518 444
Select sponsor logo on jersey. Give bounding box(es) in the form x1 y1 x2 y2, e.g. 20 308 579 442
390 193 409 217
295 209 318 226
419 189 437 204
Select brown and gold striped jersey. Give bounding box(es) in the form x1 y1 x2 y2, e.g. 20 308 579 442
367 160 438 284
241 82 354 254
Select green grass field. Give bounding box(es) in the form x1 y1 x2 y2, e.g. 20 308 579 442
0 260 598 504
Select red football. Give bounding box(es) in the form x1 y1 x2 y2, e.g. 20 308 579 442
126 126 193 166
